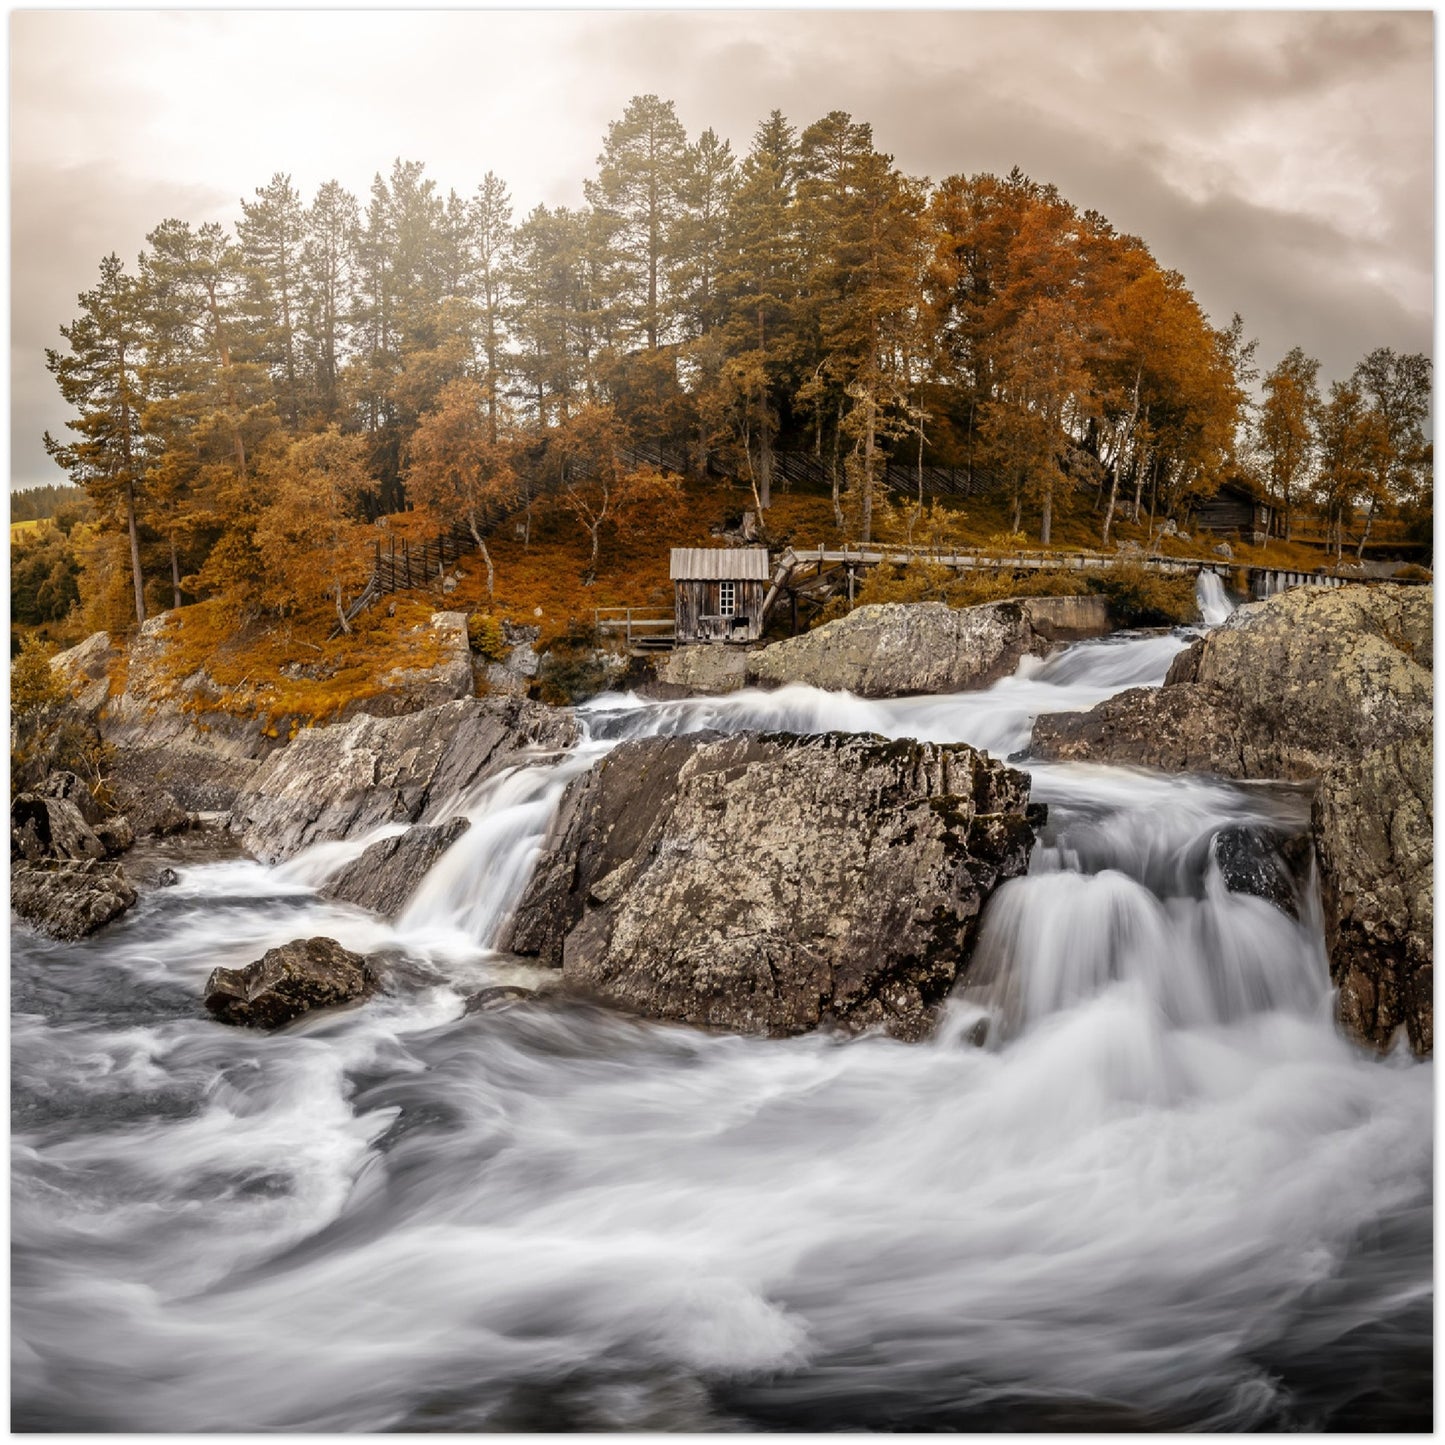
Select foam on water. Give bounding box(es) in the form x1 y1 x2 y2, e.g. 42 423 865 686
10 614 1431 1432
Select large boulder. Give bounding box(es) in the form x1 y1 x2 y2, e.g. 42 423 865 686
1315 737 1433 1056
11 860 137 940
745 596 1111 698
203 936 377 1029
505 730 1038 1039
320 818 471 917
1031 584 1433 1055
229 696 577 864
10 793 106 863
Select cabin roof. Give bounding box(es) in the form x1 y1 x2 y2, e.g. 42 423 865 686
670 547 770 581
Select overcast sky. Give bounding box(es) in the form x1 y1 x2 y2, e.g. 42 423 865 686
10 8 1434 493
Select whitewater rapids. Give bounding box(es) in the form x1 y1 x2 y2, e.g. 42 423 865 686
11 578 1432 1431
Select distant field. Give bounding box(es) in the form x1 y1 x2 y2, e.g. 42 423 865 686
11 518 49 539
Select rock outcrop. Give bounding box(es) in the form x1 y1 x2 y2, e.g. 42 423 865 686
745 596 1112 698
204 937 377 1028
11 793 107 863
48 631 118 719
337 611 474 720
320 818 471 917
506 730 1037 1039
1032 584 1433 1055
11 860 138 940
229 696 577 863
649 645 751 698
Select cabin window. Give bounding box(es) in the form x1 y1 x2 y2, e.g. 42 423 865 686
718 581 736 617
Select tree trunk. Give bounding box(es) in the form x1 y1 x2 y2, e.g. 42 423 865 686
1356 496 1377 560
334 581 351 636
1040 483 1053 546
860 393 877 544
831 400 844 529
169 536 183 611
1100 467 1121 547
125 479 145 625
467 509 495 599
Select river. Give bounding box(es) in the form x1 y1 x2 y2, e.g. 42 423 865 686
11 576 1432 1431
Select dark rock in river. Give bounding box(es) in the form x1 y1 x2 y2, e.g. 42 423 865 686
506 730 1036 1040
321 818 471 917
11 859 138 940
463 985 537 1014
1212 825 1313 920
93 815 136 859
1032 584 1433 1056
229 696 577 864
204 937 378 1029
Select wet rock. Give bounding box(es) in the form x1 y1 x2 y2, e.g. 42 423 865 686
10 793 106 863
156 867 181 888
229 696 577 864
1031 584 1434 1056
321 818 471 918
1213 825 1313 920
746 597 1111 698
11 859 137 940
650 646 751 697
93 816 136 859
203 937 378 1029
1315 737 1433 1057
114 784 193 838
463 985 537 1014
506 730 1036 1040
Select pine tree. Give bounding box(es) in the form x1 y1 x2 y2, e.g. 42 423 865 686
237 173 306 428
44 253 150 625
584 95 690 349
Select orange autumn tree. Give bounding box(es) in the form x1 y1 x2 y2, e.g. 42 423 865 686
252 427 373 633
405 377 520 599
548 402 684 584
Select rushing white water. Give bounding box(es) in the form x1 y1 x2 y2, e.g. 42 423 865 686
11 622 1431 1432
1196 567 1238 627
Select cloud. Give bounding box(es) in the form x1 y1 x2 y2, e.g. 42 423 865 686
11 10 1432 493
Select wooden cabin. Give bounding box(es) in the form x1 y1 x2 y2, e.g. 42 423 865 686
1192 479 1274 544
671 547 769 644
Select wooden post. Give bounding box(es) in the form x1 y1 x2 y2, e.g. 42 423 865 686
404 538 411 589
626 607 633 650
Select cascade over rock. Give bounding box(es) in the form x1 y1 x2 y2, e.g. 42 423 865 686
506 730 1037 1039
321 818 471 917
1032 583 1433 1054
229 696 578 864
743 596 1112 698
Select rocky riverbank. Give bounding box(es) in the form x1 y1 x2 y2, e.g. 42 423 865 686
1033 583 1433 1056
650 594 1114 698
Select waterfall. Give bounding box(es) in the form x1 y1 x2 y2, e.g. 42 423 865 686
10 623 1430 1434
1195 568 1237 627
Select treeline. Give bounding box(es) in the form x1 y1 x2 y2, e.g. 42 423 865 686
44 95 1430 633
10 484 86 524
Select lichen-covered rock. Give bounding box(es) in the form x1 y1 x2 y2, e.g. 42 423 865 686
11 860 137 940
230 696 577 864
650 645 751 697
1315 737 1433 1056
321 818 470 917
204 937 377 1029
746 596 1111 698
93 816 136 859
1031 584 1433 1055
505 730 1037 1040
36 769 104 825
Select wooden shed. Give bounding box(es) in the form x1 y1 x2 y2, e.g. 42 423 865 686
671 547 769 644
1193 478 1274 543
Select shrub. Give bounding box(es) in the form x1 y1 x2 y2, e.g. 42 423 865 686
467 612 509 661
1394 563 1433 583
1085 564 1197 627
11 637 65 717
